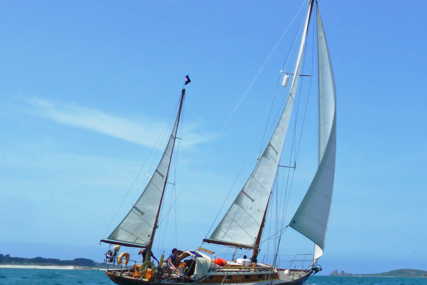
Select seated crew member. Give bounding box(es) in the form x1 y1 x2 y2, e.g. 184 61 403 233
165 248 180 274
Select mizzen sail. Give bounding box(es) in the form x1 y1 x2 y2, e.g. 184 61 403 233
103 89 185 248
289 7 337 260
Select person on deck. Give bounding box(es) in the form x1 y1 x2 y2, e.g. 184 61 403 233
139 249 159 264
165 248 180 274
251 248 260 264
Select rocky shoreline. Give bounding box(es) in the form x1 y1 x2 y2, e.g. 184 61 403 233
330 269 427 278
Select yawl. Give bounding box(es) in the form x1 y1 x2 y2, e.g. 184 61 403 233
101 0 337 284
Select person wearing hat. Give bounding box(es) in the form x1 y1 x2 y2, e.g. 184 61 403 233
105 245 121 264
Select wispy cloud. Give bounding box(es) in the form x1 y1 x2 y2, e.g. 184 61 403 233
27 97 213 149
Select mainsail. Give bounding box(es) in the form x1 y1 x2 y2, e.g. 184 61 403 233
102 89 186 248
289 7 337 261
204 0 315 250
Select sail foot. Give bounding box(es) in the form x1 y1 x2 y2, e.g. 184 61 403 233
100 239 147 248
203 239 254 250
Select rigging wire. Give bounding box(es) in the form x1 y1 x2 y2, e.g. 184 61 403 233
295 16 316 161
146 102 180 179
102 97 180 238
261 6 310 267
258 75 283 156
161 2 309 235
265 174 278 265
158 91 186 250
203 0 310 240
280 7 316 230
258 5 307 155
268 6 314 262
173 100 185 248
272 5 317 268
104 1 314 262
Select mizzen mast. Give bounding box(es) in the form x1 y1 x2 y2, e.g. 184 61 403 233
101 78 190 255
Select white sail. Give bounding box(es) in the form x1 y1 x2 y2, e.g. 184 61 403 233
105 96 183 247
206 1 314 249
289 7 337 260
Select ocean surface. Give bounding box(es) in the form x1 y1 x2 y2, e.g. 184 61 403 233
0 270 427 285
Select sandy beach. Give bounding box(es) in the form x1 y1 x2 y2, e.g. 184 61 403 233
0 264 92 270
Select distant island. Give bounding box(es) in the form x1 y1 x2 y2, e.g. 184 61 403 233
0 253 101 268
330 269 427 278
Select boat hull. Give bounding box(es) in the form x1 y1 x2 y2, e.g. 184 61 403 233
105 269 314 285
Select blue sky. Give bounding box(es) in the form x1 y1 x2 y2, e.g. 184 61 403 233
0 0 426 275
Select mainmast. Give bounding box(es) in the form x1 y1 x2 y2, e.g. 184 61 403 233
204 0 315 254
250 0 315 262
250 195 270 263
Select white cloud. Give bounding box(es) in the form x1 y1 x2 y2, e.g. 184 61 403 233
27 97 213 149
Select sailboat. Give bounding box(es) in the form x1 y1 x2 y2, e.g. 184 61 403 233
101 0 336 284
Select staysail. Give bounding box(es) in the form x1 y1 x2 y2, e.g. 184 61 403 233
204 0 315 250
289 7 337 261
102 89 185 248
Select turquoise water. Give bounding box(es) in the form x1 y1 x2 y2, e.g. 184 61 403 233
0 269 113 285
0 270 426 285
310 276 427 285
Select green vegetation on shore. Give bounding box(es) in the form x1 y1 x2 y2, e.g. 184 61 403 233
330 269 427 278
0 253 97 267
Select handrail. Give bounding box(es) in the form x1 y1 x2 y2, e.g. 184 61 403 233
284 254 314 272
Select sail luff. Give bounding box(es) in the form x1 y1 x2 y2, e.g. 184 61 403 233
289 6 337 261
104 89 186 248
205 0 314 250
288 0 315 104
147 89 186 255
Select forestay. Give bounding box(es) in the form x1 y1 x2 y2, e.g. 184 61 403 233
289 7 337 261
206 0 314 249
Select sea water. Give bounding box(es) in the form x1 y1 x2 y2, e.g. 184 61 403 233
0 269 111 285
0 270 427 285
311 276 427 285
